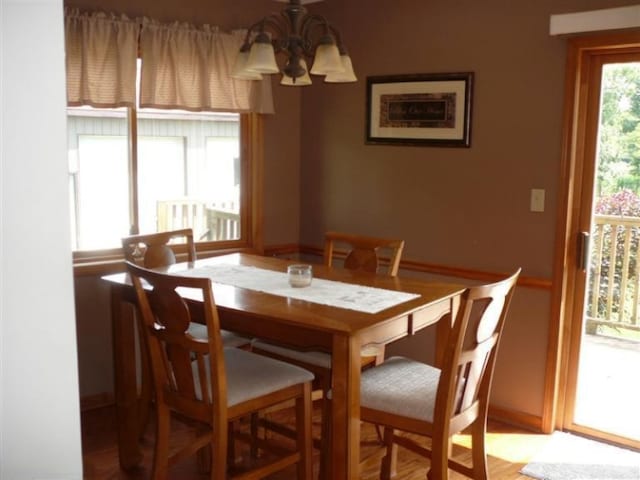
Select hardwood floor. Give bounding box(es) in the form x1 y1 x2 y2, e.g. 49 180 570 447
81 404 549 479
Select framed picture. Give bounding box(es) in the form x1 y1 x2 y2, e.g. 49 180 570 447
366 72 474 147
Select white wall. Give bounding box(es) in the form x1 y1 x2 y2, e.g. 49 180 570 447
1 0 83 478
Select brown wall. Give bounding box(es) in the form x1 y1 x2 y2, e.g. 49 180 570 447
300 0 637 270
297 0 640 420
70 0 640 425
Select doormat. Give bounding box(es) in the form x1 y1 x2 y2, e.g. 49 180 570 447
520 431 640 480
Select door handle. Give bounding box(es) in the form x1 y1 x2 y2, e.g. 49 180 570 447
578 231 590 271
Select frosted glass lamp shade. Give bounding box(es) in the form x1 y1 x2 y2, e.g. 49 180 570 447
310 37 343 75
245 33 279 74
231 50 263 80
281 59 312 86
325 54 357 83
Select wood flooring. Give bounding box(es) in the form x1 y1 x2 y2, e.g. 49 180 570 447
81 403 550 479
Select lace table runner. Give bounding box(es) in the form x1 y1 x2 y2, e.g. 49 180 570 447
179 263 420 314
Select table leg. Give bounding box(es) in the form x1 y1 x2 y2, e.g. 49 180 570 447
111 285 143 469
329 334 361 480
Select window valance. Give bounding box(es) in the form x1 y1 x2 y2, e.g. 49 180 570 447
65 9 139 108
64 8 274 114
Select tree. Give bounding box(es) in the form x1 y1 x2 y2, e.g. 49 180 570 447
596 63 640 195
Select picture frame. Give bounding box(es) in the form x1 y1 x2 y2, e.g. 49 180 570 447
366 72 474 147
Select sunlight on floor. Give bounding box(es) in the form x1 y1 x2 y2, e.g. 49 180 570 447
454 431 551 464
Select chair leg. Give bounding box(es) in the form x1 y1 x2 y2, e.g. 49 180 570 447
227 421 237 466
151 405 170 480
470 418 489 480
317 391 331 480
427 432 450 480
295 385 313 480
380 426 398 480
374 424 384 444
136 314 153 440
210 419 228 480
196 441 211 474
249 413 261 459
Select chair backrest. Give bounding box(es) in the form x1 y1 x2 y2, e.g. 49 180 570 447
126 261 226 423
435 269 520 435
122 228 196 268
323 231 405 277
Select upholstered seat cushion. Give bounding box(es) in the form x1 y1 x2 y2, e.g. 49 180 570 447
360 356 440 422
194 347 315 407
252 340 333 369
187 322 252 349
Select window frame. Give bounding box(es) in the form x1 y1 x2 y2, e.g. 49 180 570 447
72 111 263 276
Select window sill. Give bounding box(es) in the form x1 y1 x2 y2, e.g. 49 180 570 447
73 245 262 277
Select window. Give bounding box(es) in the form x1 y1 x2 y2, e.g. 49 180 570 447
68 106 257 261
64 10 269 267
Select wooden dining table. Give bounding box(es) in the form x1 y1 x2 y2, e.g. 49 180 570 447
102 252 465 480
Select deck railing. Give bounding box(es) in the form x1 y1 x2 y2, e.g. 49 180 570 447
157 199 240 242
587 214 640 333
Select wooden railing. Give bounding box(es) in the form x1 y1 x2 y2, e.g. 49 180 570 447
206 205 240 241
157 199 240 242
157 199 207 235
587 214 640 333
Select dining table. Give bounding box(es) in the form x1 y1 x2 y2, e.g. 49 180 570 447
102 252 466 480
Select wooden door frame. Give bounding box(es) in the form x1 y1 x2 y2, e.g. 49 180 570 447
547 31 640 446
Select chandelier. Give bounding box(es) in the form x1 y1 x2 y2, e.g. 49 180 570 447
232 0 357 86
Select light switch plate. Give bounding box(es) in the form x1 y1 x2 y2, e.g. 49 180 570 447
530 188 545 212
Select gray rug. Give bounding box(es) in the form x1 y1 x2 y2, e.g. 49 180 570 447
520 431 640 480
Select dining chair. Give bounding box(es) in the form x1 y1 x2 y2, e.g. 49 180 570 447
122 228 196 269
126 261 314 479
359 269 521 480
323 230 404 276
121 228 251 349
252 231 405 474
122 229 252 436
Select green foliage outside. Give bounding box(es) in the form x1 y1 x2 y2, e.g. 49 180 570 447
596 63 640 196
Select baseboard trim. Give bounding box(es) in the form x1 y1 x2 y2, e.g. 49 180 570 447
264 243 300 256
489 405 543 432
80 392 115 412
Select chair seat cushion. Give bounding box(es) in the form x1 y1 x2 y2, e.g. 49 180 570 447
252 340 333 369
194 347 315 407
360 356 440 422
187 322 251 349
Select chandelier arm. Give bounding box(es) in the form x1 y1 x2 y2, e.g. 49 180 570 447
246 14 289 52
326 23 346 52
299 14 346 56
299 13 329 32
299 13 331 55
331 24 346 47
